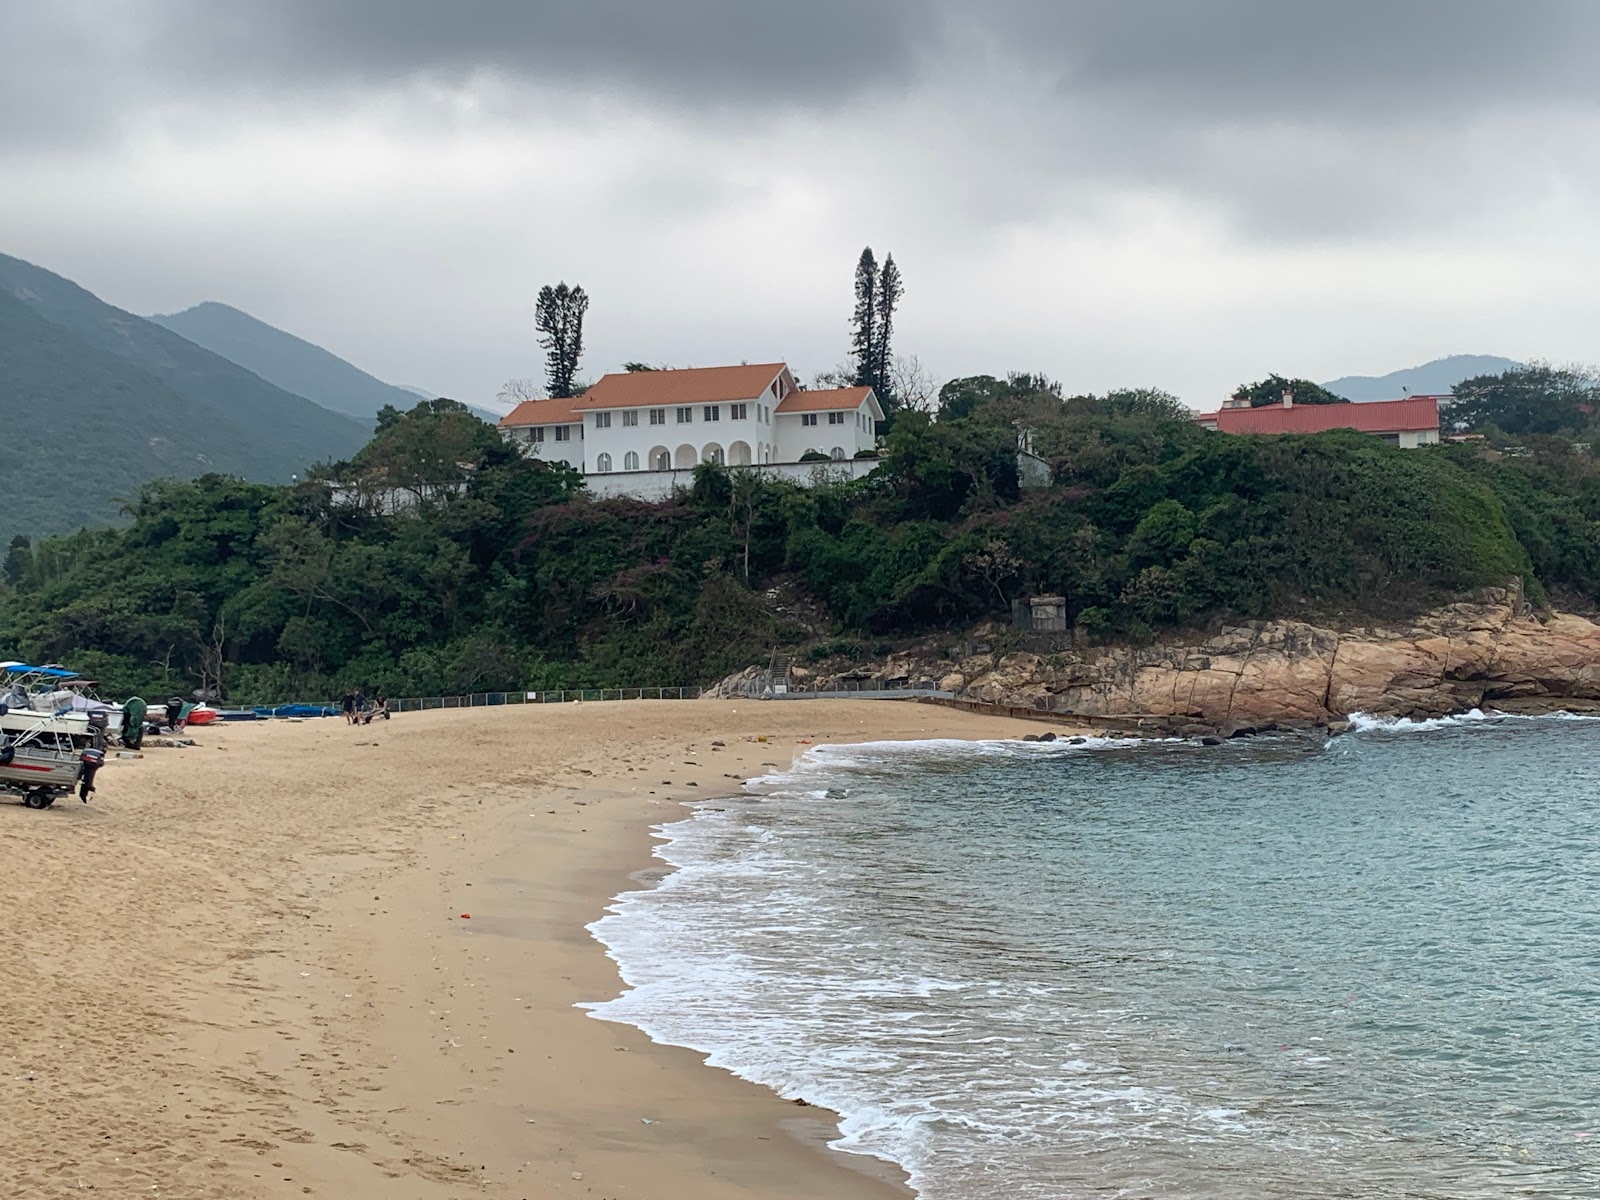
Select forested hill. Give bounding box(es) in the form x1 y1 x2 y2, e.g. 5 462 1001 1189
149 301 453 422
0 254 370 537
0 289 291 545
4 379 1598 706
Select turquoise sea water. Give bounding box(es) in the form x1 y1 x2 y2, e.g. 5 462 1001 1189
588 716 1600 1198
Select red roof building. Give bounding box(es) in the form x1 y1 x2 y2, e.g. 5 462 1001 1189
1194 395 1441 448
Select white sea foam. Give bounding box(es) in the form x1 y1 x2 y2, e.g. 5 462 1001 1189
583 737 1271 1199
1347 708 1600 734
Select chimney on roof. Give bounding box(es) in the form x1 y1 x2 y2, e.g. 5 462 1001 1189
1281 388 1294 409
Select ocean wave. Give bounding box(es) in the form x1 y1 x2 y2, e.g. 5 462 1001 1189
1347 708 1600 734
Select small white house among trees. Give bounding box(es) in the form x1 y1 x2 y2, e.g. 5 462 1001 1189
499 363 884 498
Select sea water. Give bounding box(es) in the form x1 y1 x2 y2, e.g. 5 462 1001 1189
586 716 1600 1198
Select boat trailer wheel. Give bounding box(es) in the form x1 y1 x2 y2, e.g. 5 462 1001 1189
22 788 56 810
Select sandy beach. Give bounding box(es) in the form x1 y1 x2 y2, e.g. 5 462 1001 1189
0 699 1053 1198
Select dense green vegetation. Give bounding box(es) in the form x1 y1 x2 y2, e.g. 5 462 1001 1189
0 290 301 548
1232 373 1348 407
0 253 370 546
5 380 1597 704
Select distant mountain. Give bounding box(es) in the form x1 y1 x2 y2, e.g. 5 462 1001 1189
1322 355 1521 402
0 254 368 465
0 253 370 546
0 290 282 547
150 302 502 424
150 302 418 422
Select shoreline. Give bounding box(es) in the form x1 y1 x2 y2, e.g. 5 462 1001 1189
1 699 1060 1198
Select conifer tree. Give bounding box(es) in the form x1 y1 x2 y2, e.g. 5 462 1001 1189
848 249 903 410
873 254 902 407
850 248 878 390
534 283 589 399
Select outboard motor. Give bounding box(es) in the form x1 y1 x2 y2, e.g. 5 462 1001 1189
77 745 105 801
166 696 184 730
0 733 13 767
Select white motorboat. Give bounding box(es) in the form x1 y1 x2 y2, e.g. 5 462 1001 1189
0 663 109 807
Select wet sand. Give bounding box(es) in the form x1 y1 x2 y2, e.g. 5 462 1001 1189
0 700 1055 1198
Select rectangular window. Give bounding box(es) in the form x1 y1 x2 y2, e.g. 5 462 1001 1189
554 425 571 442
677 406 694 423
828 411 845 425
704 405 720 422
802 413 818 427
595 412 612 429
649 408 666 425
532 427 545 443
730 403 747 420
622 409 639 427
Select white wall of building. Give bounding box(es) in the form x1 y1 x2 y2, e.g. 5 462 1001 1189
584 458 879 501
774 406 877 461
502 421 583 471
1396 429 1440 449
580 399 785 475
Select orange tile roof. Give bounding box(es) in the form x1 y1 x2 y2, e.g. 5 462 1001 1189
776 386 877 414
499 396 586 427
572 364 788 410
1197 396 1439 436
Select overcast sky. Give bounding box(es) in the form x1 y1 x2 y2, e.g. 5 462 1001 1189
4 1 1598 411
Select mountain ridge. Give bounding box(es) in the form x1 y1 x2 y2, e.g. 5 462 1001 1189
1322 354 1521 402
150 301 499 424
0 252 371 547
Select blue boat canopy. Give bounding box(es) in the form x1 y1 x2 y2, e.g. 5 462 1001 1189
0 663 80 678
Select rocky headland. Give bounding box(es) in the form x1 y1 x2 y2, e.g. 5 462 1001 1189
726 589 1600 734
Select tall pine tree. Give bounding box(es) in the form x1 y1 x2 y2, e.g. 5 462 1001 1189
873 254 902 408
848 248 902 411
850 249 878 390
534 283 589 399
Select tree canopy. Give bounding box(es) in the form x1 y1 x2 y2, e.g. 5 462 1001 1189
4 384 1593 704
534 283 589 399
1445 363 1600 437
1233 374 1349 408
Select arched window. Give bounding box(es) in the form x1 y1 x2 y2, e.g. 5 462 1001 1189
596 453 613 473
649 446 670 471
831 446 846 461
624 451 640 471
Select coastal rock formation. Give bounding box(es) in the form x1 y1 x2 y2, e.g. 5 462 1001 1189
761 590 1600 729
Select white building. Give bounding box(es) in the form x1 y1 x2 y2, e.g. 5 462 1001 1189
499 363 884 497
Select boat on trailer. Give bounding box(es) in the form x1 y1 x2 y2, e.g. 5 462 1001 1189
0 664 110 808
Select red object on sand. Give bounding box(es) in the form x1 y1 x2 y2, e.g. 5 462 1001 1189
185 706 219 725
460 913 471 919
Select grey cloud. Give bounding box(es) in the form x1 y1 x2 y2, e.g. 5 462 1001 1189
990 0 1600 120
7 0 1600 242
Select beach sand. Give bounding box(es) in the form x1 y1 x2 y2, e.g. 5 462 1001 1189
0 699 1057 1198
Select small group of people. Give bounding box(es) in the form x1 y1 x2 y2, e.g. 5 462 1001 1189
340 687 390 725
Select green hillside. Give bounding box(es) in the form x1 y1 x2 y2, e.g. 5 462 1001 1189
3 386 1593 706
0 254 369 476
150 301 501 424
0 290 293 547
150 301 420 421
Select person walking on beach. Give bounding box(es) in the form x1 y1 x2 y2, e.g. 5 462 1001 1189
353 687 367 723
340 689 355 725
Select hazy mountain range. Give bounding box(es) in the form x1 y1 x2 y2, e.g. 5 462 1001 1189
1322 355 1520 401
0 253 503 548
148 302 497 424
0 250 1536 550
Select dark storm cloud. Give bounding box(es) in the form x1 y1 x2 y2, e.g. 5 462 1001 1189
12 0 1600 137
990 0 1600 121
7 0 1600 239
